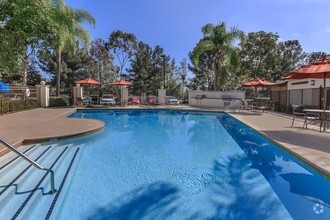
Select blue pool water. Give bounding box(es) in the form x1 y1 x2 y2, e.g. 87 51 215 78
1 110 330 219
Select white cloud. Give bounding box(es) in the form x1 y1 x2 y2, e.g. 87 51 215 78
323 28 330 33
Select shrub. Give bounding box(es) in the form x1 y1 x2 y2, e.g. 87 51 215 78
50 97 69 106
0 98 38 114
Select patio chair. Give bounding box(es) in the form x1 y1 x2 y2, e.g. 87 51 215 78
90 95 99 107
303 111 320 131
291 104 305 127
257 100 272 113
246 99 257 111
322 112 330 131
76 97 84 107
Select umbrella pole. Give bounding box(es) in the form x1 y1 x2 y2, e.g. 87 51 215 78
323 73 327 131
324 73 327 111
121 86 123 106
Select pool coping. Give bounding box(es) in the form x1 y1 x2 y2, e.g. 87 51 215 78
21 125 105 146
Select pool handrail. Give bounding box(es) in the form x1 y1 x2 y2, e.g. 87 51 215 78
0 138 56 194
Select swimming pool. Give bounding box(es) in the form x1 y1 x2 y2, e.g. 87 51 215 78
0 110 329 219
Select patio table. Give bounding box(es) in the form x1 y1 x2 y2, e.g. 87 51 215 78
303 109 330 131
246 101 258 111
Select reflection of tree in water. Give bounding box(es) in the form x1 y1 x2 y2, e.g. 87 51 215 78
86 182 179 220
187 114 222 157
217 114 283 180
188 116 218 142
69 111 292 219
281 173 330 208
128 111 172 149
84 156 289 220
204 154 291 219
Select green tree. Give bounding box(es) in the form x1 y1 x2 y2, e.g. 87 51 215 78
128 42 165 95
49 0 95 96
274 40 306 79
240 32 308 81
0 55 43 85
188 50 214 90
0 32 20 77
27 56 43 85
38 46 93 89
305 52 327 64
151 46 170 93
107 30 137 77
90 38 117 84
166 59 181 97
128 41 154 95
0 0 55 85
239 31 279 81
192 22 243 90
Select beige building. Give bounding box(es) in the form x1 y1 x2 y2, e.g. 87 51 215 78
271 78 330 111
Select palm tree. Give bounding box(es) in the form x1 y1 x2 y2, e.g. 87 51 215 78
192 22 244 91
51 0 95 96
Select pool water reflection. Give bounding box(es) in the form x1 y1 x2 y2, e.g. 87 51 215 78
218 114 330 219
62 110 330 219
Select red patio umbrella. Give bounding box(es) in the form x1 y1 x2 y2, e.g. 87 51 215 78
282 57 330 111
110 79 133 86
242 77 275 87
76 78 102 86
110 80 133 105
242 77 275 98
76 78 101 97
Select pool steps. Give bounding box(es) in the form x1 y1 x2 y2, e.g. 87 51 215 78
0 144 81 219
45 148 80 220
0 145 44 178
0 146 52 198
0 145 37 171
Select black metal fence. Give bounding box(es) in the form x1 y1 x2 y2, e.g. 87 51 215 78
271 87 329 112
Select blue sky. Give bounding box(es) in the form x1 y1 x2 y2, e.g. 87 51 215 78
67 0 330 64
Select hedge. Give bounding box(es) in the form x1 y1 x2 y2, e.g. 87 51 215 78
0 98 38 114
49 96 69 106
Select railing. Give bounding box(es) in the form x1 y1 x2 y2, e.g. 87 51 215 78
0 138 56 194
225 100 244 111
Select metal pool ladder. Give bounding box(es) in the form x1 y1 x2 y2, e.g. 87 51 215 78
0 138 56 194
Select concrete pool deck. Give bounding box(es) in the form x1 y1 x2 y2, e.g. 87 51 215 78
0 106 330 178
0 107 104 156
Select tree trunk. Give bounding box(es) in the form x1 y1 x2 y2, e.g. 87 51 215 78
98 60 102 83
56 49 61 96
22 45 28 86
214 59 220 91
